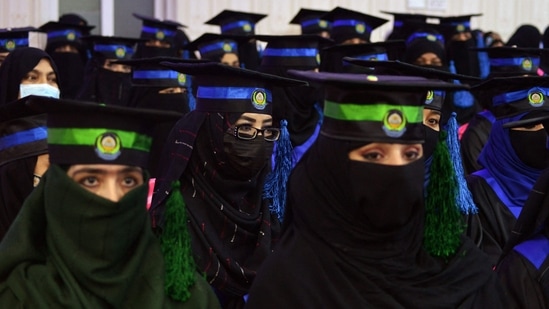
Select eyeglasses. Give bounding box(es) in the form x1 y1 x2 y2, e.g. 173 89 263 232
227 125 280 141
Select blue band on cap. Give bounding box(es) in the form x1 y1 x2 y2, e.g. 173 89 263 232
197 86 272 101
94 44 134 55
393 20 404 28
221 20 253 33
352 52 389 61
301 19 321 28
333 19 372 33
493 87 549 106
133 70 179 80
141 26 175 37
448 21 471 28
0 38 29 50
406 32 444 45
199 40 237 55
47 29 82 40
262 48 317 57
0 127 47 151
490 57 540 68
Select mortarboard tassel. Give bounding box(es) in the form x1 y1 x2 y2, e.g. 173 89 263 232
445 112 478 214
449 60 475 108
159 180 195 302
186 76 196 111
263 119 293 222
423 130 465 259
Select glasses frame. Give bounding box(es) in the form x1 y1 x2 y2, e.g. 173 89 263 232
228 125 280 141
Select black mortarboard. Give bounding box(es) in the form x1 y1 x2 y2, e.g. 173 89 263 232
255 34 333 69
205 10 267 36
404 28 447 65
39 21 94 52
59 13 90 28
25 96 181 168
184 33 245 62
289 8 332 35
133 13 181 44
0 96 47 166
159 62 307 115
320 40 406 73
82 35 145 60
286 70 467 143
115 57 207 88
438 14 482 39
321 7 388 44
0 27 46 53
343 59 480 111
381 11 438 41
471 76 549 119
472 46 547 77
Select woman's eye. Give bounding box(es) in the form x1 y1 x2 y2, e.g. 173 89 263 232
405 151 420 160
362 152 382 161
23 73 38 81
239 125 253 132
122 177 138 187
80 176 98 187
428 118 439 125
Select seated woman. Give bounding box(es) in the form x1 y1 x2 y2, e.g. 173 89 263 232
0 97 220 308
245 71 507 308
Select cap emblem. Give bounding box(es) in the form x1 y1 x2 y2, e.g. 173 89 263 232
95 132 121 160
251 89 267 110
382 110 407 137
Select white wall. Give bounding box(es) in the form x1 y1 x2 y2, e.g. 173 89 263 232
1 0 548 42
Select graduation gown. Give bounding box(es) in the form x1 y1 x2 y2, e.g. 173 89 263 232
460 111 494 175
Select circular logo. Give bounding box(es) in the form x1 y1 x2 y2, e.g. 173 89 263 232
426 34 437 42
243 23 252 33
355 22 366 34
177 73 186 86
251 89 267 110
528 88 545 106
66 31 76 41
522 58 533 71
115 46 126 58
425 90 434 104
318 20 328 29
366 75 378 82
5 40 15 51
456 24 466 32
95 132 122 160
222 42 233 52
156 30 165 40
382 110 407 138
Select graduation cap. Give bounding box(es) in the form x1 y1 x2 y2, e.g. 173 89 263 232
158 62 307 114
0 96 47 167
255 34 333 68
59 13 90 28
39 21 94 51
438 14 482 39
472 75 549 119
286 70 467 143
82 35 145 60
381 11 438 41
115 57 208 88
321 7 388 44
289 8 332 36
472 46 547 77
205 10 267 36
0 27 46 53
404 28 447 65
133 13 181 44
342 59 480 111
25 96 181 168
184 33 246 62
320 40 406 73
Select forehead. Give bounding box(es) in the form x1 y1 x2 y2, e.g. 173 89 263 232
237 112 272 123
67 164 141 173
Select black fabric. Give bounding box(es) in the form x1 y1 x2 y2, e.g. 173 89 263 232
49 52 85 99
460 113 493 175
134 45 179 59
506 25 541 48
0 157 36 241
77 63 133 106
151 111 281 308
466 174 518 266
246 135 507 308
423 125 440 159
509 129 549 169
0 47 59 106
447 39 480 77
0 164 221 308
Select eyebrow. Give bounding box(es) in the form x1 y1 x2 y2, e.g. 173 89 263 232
70 167 142 176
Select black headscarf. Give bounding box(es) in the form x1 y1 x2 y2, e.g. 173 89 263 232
246 135 507 308
77 58 133 106
151 110 281 308
0 47 59 106
506 25 541 48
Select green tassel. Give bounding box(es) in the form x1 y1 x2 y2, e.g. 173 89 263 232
423 131 465 259
159 180 195 302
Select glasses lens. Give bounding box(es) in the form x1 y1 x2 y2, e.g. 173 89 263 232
263 128 280 141
236 125 256 140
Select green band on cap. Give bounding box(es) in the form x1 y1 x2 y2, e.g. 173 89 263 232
48 128 152 152
324 100 424 123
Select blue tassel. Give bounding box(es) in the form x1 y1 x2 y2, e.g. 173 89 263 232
476 31 490 79
445 112 478 214
186 76 196 111
449 60 475 108
263 119 293 222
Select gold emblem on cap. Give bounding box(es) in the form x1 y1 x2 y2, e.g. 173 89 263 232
425 90 434 104
66 31 76 41
243 23 252 32
177 73 186 85
319 20 328 29
366 75 378 82
426 34 437 42
95 132 122 160
5 40 15 51
355 22 366 34
529 90 544 106
251 89 267 110
156 30 165 40
115 46 126 58
456 24 465 32
522 58 533 71
383 110 407 137
223 42 233 52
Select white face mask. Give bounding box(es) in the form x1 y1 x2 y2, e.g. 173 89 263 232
19 83 60 99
